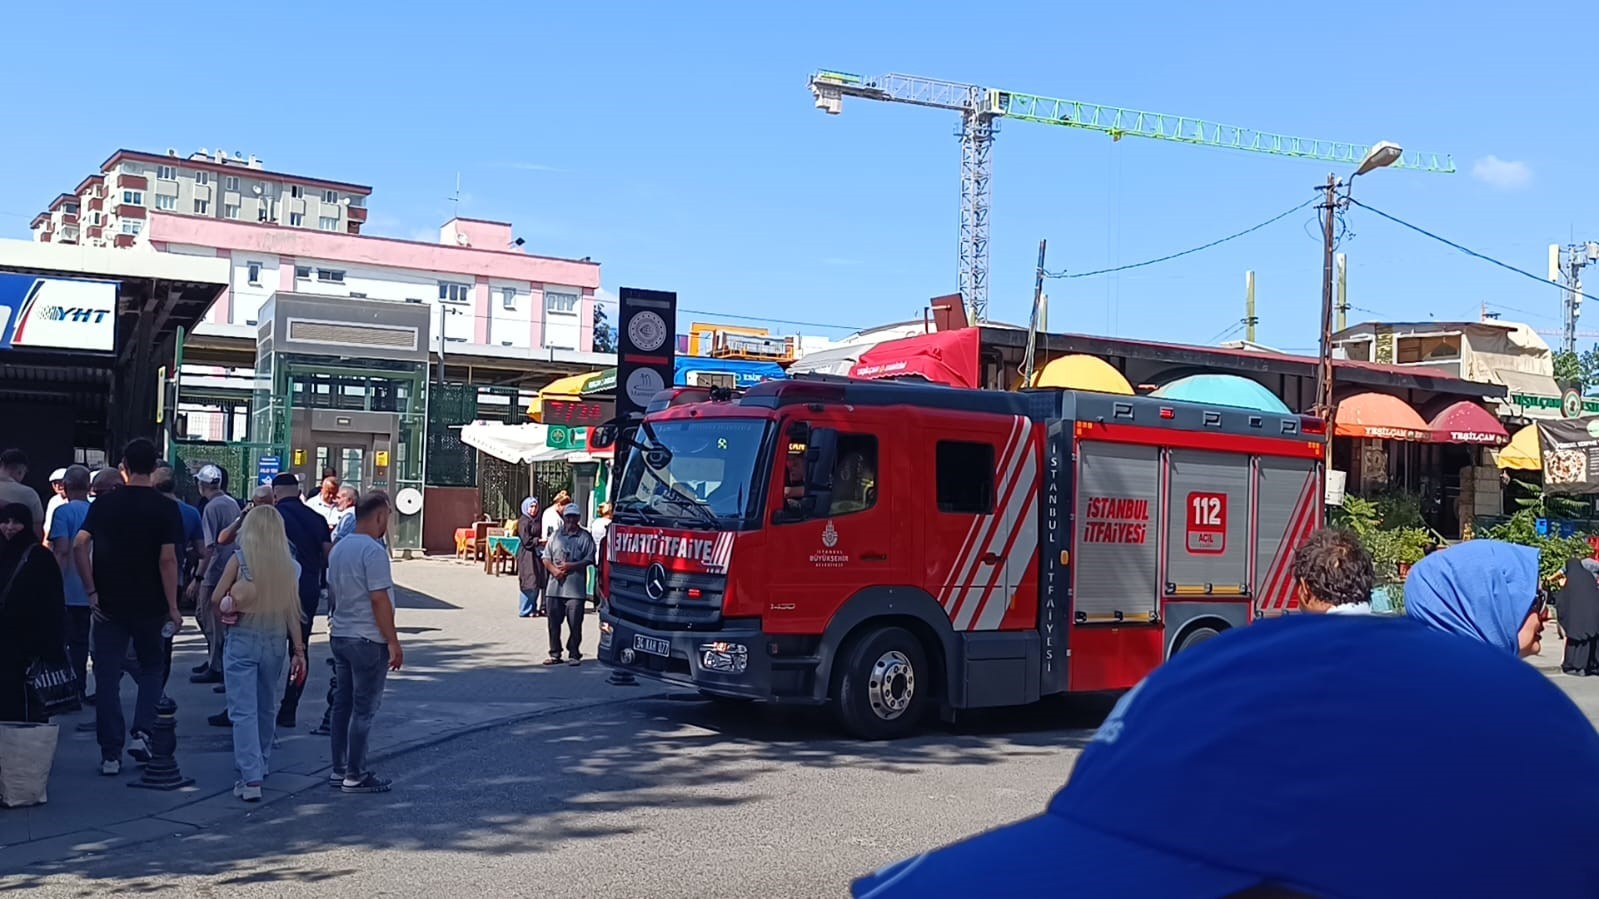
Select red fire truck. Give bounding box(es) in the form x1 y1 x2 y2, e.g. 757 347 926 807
597 376 1324 738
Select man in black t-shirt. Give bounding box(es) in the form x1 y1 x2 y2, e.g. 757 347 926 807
73 438 184 776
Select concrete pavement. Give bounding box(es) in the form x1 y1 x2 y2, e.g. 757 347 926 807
0 556 664 871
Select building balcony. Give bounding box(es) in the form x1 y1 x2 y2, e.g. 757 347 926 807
86 226 103 238
114 234 135 248
117 204 147 219
87 196 104 211
61 212 78 225
347 206 367 222
119 174 149 191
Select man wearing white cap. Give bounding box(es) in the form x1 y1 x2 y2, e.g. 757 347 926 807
43 467 68 538
541 503 596 665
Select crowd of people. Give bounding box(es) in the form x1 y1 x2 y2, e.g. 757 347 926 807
0 445 403 801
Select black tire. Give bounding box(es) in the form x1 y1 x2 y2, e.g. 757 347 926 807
1172 623 1224 656
833 626 929 740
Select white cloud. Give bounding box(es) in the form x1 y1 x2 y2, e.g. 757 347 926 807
1471 155 1532 190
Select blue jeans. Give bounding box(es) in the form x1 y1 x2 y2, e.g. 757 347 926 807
91 613 165 762
518 589 541 617
330 636 389 779
224 625 288 784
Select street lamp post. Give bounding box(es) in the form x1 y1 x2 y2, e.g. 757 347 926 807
1315 142 1405 430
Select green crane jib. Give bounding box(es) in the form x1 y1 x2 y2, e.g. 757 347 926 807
808 70 1455 323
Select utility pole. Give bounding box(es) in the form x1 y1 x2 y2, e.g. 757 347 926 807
1551 243 1598 354
1021 240 1047 387
1316 174 1338 423
1244 271 1258 344
1335 253 1349 332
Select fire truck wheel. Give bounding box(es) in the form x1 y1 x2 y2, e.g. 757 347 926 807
1172 623 1225 655
835 626 929 740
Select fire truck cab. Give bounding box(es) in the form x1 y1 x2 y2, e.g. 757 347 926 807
598 376 1323 738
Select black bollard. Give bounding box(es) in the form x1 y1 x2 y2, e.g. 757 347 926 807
129 696 195 791
606 668 638 686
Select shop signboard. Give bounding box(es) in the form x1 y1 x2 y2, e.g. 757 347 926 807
1536 418 1599 495
0 273 117 353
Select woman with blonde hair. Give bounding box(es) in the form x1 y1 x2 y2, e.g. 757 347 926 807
211 504 307 802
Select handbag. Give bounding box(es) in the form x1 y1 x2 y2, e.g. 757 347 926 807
24 657 79 717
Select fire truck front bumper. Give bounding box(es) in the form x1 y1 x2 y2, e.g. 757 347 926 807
598 612 777 700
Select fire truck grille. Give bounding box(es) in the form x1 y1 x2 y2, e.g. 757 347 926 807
607 565 727 630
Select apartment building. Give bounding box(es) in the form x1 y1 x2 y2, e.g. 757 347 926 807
31 148 371 248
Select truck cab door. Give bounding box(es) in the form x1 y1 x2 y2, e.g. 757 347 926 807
929 418 1031 632
765 425 900 635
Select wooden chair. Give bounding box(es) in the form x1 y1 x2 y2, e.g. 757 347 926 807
482 526 506 574
473 522 493 563
455 528 477 560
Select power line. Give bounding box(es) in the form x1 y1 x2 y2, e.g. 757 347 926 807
1046 198 1316 280
1348 198 1599 304
676 307 862 332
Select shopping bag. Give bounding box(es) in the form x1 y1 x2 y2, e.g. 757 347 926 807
0 722 59 807
26 657 80 717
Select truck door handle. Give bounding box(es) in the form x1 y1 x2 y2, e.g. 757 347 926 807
861 552 888 562
980 552 1000 565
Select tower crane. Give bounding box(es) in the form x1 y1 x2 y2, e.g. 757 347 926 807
809 70 1456 323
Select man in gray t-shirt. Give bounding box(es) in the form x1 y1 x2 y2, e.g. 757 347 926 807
541 503 596 665
325 492 402 794
192 467 241 681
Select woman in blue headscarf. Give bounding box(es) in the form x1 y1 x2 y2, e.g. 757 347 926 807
1404 540 1548 657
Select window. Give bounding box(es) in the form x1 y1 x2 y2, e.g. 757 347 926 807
288 212 304 227
224 203 240 220
195 171 210 186
544 291 579 315
154 194 177 211
121 190 144 204
348 195 364 208
295 266 312 280
501 287 517 310
223 175 239 191
935 441 996 514
828 434 879 517
63 203 78 215
318 216 338 231
120 219 142 235
120 162 142 175
322 189 338 204
91 212 102 226
316 268 345 283
247 262 262 285
193 199 210 215
439 282 471 304
290 185 304 199
157 165 177 180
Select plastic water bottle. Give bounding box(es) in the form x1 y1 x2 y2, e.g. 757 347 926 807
161 621 178 639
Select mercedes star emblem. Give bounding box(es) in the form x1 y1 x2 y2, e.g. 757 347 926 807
645 562 668 600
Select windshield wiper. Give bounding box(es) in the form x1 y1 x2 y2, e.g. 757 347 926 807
615 501 666 526
652 490 722 529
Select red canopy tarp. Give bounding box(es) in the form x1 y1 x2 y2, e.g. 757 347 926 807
1332 391 1431 441
850 328 981 389
1423 399 1509 446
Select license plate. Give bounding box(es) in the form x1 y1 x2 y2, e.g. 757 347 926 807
634 635 670 657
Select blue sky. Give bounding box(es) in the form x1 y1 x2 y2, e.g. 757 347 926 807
1 2 1588 350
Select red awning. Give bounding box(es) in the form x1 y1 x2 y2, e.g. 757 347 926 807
1332 391 1431 441
1424 399 1509 446
850 328 981 389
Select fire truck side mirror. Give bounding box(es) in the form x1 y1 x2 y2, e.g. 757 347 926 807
805 428 839 493
591 425 619 450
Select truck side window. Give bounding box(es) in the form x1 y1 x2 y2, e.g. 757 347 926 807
936 441 995 514
828 434 878 517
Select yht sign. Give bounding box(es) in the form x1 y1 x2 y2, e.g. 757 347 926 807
0 274 117 352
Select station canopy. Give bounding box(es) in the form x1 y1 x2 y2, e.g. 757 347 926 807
1150 373 1285 412
1031 355 1134 395
1422 399 1509 446
1332 392 1432 442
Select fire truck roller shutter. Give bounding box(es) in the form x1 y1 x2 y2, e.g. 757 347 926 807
812 586 961 710
1253 457 1320 616
1163 450 1252 596
1073 443 1162 623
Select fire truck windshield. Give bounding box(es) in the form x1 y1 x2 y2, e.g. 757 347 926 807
613 419 771 529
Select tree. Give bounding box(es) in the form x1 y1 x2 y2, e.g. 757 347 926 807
593 302 617 353
1554 349 1582 390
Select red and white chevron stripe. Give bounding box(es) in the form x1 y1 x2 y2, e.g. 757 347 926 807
1257 471 1319 611
938 416 1027 616
948 418 1040 632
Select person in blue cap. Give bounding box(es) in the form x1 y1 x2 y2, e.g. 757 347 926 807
1403 539 1548 656
851 614 1599 898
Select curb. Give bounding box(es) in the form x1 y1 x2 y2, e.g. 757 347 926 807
3 689 667 873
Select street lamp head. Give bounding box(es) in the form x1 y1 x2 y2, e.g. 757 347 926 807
1354 141 1404 177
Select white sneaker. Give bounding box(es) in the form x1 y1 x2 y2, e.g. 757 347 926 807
241 782 262 802
99 758 121 776
127 732 152 763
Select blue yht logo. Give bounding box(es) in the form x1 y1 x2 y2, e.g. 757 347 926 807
39 305 110 324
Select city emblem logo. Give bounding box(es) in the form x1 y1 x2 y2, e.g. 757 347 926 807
821 521 839 548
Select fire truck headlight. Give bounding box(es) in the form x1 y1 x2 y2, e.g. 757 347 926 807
699 642 749 674
599 619 614 650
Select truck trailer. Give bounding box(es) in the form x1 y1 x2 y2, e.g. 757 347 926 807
597 376 1324 738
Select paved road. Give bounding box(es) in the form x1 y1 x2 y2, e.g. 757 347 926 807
0 693 1118 898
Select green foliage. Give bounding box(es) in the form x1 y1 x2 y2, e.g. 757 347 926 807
1509 477 1589 517
1328 496 1379 538
1330 493 1431 582
1555 349 1583 390
1483 508 1595 584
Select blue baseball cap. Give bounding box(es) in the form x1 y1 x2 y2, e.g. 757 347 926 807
853 615 1599 898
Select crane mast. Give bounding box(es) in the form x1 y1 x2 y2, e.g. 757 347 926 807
809 70 1455 324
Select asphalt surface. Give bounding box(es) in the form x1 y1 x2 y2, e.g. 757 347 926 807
0 693 1117 898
